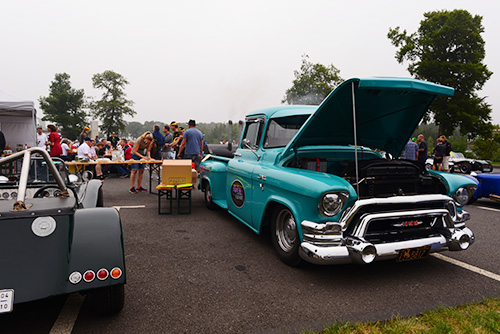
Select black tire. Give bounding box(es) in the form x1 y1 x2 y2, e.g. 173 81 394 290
459 162 472 174
89 284 125 315
204 182 217 210
270 206 302 266
97 186 104 207
468 196 477 205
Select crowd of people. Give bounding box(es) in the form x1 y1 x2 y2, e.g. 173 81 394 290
404 134 452 172
35 120 206 194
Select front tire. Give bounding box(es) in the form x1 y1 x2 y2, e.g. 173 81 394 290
271 206 302 266
204 182 217 210
88 284 125 315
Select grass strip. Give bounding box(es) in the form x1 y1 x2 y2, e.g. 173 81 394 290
303 298 500 334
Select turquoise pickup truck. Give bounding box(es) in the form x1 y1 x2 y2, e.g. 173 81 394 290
200 77 477 266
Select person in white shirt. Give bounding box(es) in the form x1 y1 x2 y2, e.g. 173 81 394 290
60 139 71 161
36 126 48 150
77 137 104 179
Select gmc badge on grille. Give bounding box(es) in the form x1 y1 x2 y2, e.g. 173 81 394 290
391 220 423 228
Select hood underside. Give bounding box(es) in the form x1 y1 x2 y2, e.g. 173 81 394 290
280 77 454 163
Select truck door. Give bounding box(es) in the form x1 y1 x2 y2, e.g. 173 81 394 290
226 117 264 231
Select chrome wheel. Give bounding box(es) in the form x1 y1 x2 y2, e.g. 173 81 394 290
275 209 297 252
204 182 217 209
271 206 302 266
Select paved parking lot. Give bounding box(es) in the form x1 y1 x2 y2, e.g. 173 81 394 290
3 176 500 334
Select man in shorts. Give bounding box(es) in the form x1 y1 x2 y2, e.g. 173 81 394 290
178 120 204 170
440 135 452 172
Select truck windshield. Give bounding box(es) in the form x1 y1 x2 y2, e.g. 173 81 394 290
263 115 310 149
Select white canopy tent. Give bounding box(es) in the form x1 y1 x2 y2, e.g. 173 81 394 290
0 89 37 149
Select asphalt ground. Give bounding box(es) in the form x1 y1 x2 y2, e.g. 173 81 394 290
2 171 500 334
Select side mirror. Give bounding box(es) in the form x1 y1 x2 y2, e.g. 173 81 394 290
242 138 252 149
241 139 260 161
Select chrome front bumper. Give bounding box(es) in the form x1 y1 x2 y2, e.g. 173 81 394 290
299 195 474 265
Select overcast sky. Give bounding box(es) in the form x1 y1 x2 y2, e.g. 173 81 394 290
2 0 499 126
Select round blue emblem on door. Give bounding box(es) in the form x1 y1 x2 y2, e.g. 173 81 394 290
230 180 245 208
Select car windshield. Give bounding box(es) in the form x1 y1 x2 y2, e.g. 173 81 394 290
263 115 310 149
0 155 65 186
0 149 70 202
454 152 465 159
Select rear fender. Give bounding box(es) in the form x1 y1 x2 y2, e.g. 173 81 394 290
66 207 125 293
200 159 228 202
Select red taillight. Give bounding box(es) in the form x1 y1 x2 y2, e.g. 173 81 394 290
97 268 109 280
83 270 95 282
110 267 122 279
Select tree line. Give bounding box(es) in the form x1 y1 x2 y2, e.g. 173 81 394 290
40 9 497 159
123 120 243 145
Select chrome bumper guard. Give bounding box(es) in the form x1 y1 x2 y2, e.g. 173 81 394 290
299 195 474 265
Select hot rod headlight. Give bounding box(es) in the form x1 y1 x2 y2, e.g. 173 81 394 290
319 192 349 217
453 185 477 207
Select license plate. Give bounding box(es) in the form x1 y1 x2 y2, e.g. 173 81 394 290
396 245 431 262
483 168 491 172
0 289 14 313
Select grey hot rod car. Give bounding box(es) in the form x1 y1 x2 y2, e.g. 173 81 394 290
0 148 125 315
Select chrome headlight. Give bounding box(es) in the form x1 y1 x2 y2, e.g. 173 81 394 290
319 192 349 217
453 185 477 207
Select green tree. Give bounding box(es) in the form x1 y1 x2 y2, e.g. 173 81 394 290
124 121 145 139
39 73 87 139
471 126 500 160
388 9 493 137
90 70 135 136
282 54 343 105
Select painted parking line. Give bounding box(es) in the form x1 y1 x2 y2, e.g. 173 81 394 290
432 253 500 283
113 205 146 211
475 206 500 213
49 293 85 334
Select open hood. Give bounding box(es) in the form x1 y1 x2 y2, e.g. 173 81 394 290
279 77 453 163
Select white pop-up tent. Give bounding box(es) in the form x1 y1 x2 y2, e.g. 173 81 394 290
0 89 37 149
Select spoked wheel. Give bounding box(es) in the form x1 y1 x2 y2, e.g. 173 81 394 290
459 162 472 174
271 206 302 266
